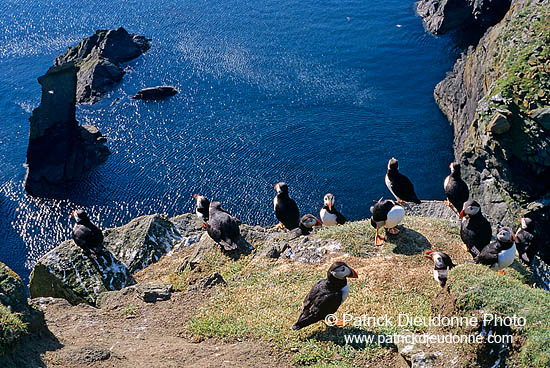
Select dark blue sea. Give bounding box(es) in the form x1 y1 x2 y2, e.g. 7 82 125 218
0 0 465 283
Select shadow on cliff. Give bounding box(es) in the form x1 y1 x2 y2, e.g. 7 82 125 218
390 226 432 255
0 326 63 367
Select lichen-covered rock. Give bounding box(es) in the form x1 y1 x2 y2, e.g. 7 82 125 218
28 240 135 306
0 262 28 314
416 0 511 34
54 27 151 104
434 0 550 249
24 62 110 195
103 214 182 273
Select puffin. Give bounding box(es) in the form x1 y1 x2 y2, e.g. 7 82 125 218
370 198 405 246
292 214 323 236
194 194 210 224
474 227 518 272
319 193 346 226
515 217 537 265
385 157 421 204
71 210 104 253
274 182 300 230
459 200 492 257
292 262 358 330
424 250 455 287
206 201 241 251
443 162 469 214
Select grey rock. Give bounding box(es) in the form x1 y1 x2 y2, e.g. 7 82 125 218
103 214 181 273
65 345 111 363
28 240 135 306
135 282 173 303
132 86 178 100
0 262 28 314
192 272 226 290
54 27 151 104
487 113 511 134
24 63 110 195
531 107 550 130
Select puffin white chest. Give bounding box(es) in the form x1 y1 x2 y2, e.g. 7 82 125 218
340 284 349 302
494 244 516 270
385 174 398 200
443 176 450 191
385 206 405 229
273 196 278 211
196 210 204 222
433 269 448 283
320 209 337 226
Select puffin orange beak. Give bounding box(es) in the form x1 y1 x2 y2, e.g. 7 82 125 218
518 217 523 223
349 267 358 278
70 210 75 219
202 223 207 228
315 217 323 226
194 194 199 199
459 210 464 219
274 184 278 190
424 250 434 260
329 202 332 211
512 233 519 243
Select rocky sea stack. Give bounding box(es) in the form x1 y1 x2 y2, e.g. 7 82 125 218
24 62 110 195
54 27 151 104
434 0 550 259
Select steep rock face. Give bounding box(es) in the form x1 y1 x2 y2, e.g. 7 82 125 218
416 0 512 34
54 27 150 104
24 63 110 195
102 215 182 273
0 262 29 314
434 0 550 259
29 240 135 305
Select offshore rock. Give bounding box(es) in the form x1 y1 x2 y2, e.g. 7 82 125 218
132 86 178 100
434 0 550 256
54 27 151 104
24 62 110 196
28 240 135 306
416 0 511 34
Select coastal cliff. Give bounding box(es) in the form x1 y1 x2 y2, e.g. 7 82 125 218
434 0 550 259
2 205 549 367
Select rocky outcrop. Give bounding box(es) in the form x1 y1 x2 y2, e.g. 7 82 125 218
0 262 28 314
132 86 178 100
434 0 550 260
416 0 511 34
24 63 110 196
102 214 182 273
29 240 135 305
54 27 150 104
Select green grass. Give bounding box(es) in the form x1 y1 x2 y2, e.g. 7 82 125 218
449 263 550 367
121 304 139 319
0 304 28 354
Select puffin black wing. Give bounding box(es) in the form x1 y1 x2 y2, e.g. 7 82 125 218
275 197 300 230
388 172 421 204
335 210 346 225
474 243 500 266
517 231 537 264
461 216 492 256
440 252 456 269
292 279 342 330
73 222 103 251
370 199 395 222
445 177 469 213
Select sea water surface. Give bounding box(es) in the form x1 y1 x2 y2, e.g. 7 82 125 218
0 0 463 283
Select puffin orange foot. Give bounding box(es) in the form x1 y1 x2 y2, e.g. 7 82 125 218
396 200 404 205
375 234 385 246
387 227 400 235
277 223 285 229
496 270 506 275
335 317 344 327
201 223 207 228
462 244 469 252
444 200 453 208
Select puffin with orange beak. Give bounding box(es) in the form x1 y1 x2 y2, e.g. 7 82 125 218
194 194 210 225
459 200 492 257
424 250 455 287
443 162 469 214
370 198 405 246
292 214 323 236
71 210 104 254
292 262 358 330
515 217 537 265
319 193 347 226
474 227 518 272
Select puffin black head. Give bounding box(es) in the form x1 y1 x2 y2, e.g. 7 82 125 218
459 200 481 219
519 217 535 232
274 182 289 195
327 261 358 280
71 210 89 224
497 226 518 244
194 194 209 207
323 193 335 211
387 157 398 171
424 250 454 269
449 162 461 177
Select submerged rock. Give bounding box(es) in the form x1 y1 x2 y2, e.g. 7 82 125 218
29 240 135 306
132 86 178 100
24 62 110 196
54 27 151 104
416 0 511 34
102 214 182 273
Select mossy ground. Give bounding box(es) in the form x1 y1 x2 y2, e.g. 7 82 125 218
0 304 28 354
170 216 513 366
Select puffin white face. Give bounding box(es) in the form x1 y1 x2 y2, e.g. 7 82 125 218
301 215 322 229
323 194 334 210
497 227 517 243
387 157 398 170
463 204 480 216
330 264 358 280
520 217 527 229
